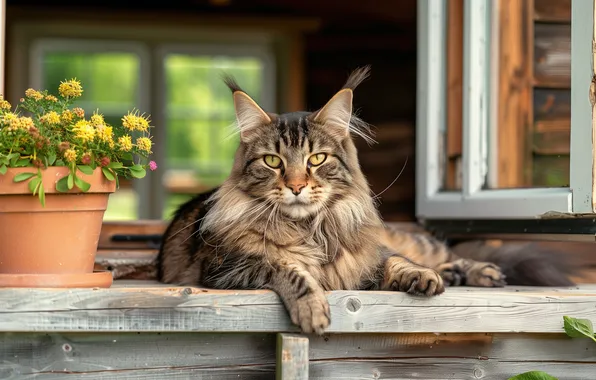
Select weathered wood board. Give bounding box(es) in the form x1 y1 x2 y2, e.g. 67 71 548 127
0 332 594 379
0 282 595 379
0 282 595 333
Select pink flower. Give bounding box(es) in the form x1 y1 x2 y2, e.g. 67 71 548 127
149 160 158 171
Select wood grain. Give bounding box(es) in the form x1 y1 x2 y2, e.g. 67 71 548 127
497 0 534 188
276 334 308 380
534 0 572 22
534 88 571 122
445 0 463 190
532 119 570 154
534 23 571 88
1 332 593 379
0 283 594 333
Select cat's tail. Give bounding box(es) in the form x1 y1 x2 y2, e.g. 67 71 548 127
450 240 588 286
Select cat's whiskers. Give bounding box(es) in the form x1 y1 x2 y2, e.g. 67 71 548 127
372 156 408 200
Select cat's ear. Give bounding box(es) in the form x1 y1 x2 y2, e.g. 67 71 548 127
232 91 271 142
311 89 353 140
310 65 371 141
223 74 271 142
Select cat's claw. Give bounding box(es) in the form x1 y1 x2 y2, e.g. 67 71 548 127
289 291 330 335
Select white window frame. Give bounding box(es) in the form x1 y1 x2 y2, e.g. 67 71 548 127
416 0 594 220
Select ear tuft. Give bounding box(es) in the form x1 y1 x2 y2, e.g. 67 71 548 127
342 65 371 91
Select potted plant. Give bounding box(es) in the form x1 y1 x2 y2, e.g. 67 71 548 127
0 79 156 288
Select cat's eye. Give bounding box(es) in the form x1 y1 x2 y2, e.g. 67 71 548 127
264 155 282 168
308 153 327 167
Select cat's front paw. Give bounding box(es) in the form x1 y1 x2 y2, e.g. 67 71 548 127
466 262 507 287
387 265 445 296
289 291 330 335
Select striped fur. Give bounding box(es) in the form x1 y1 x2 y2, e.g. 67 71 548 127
157 67 567 335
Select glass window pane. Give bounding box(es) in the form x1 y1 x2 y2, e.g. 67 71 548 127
163 54 264 218
40 50 141 220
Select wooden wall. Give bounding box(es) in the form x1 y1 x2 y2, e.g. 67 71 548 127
443 0 572 190
305 22 417 221
532 0 571 187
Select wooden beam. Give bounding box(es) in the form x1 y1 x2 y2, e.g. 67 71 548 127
276 333 309 380
0 331 594 379
0 283 595 333
497 0 534 188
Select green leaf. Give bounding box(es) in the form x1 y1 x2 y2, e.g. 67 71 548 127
13 172 36 182
54 159 65 166
74 175 91 192
77 165 94 175
14 158 31 167
7 152 20 160
129 165 146 179
67 173 74 190
47 152 57 166
56 176 70 193
508 371 558 380
121 152 133 161
38 183 46 207
9 154 19 166
101 167 115 181
28 177 41 195
563 316 596 342
0 165 6 175
107 161 124 169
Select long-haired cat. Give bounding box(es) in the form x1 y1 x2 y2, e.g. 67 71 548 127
157 67 576 335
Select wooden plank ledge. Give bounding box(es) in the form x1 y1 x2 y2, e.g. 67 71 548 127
0 281 595 334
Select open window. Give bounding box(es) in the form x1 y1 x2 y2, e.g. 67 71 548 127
416 0 596 238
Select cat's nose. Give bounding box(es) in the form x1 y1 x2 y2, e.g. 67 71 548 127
286 182 306 195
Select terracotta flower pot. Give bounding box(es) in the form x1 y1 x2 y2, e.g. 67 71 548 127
0 166 115 288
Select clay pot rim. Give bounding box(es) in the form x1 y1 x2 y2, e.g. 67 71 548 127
0 271 113 288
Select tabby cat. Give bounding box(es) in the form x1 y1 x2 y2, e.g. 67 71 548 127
157 67 574 335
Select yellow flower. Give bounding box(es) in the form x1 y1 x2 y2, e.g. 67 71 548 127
118 135 133 151
73 120 95 142
9 116 34 131
136 137 152 153
25 88 44 101
2 112 17 124
90 113 105 127
73 107 85 118
61 110 74 124
58 79 83 98
63 148 77 163
40 111 61 125
122 111 150 132
0 96 11 110
45 95 58 102
96 124 114 144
